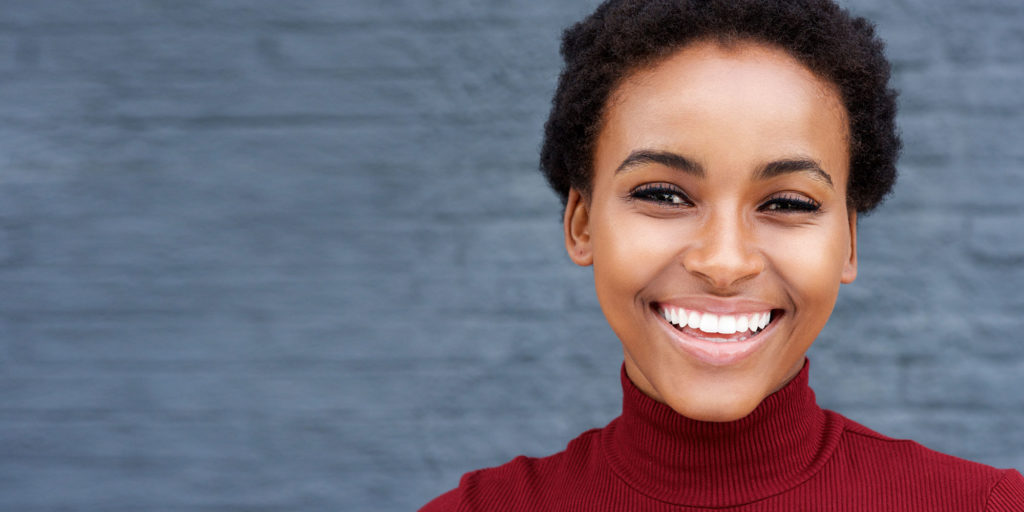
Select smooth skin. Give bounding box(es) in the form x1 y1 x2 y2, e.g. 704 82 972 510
564 40 858 422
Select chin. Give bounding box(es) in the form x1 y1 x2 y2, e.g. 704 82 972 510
659 377 768 422
671 397 759 423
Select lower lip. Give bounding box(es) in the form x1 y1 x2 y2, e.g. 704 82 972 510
653 308 779 367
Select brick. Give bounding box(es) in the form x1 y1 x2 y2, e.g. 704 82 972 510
564 267 603 310
0 372 363 417
903 0 1024 12
0 35 20 71
311 0 600 24
12 312 265 364
899 112 1024 161
840 407 1024 467
0 77 517 123
0 0 593 27
413 270 571 314
967 213 1024 263
27 215 461 269
935 13 1024 64
805 350 902 408
263 308 619 365
272 23 560 73
0 420 261 461
273 30 427 73
814 303 951 357
854 211 967 269
939 313 1024 357
0 269 414 314
0 1 164 27
0 320 13 371
461 218 566 269
836 0 906 19
905 358 1024 408
0 374 252 413
418 415 603 480
0 460 292 510
74 73 555 122
890 156 1024 211
418 166 562 220
0 363 615 422
37 30 262 77
0 120 541 178
0 224 25 266
870 16 943 69
946 258 1024 314
896 66 1024 114
0 81 124 122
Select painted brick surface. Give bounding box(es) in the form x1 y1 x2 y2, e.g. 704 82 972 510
0 1 1021 511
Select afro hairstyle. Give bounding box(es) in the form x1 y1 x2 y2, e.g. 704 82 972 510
539 0 901 214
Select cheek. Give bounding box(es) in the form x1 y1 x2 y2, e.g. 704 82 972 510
768 222 849 314
591 211 677 305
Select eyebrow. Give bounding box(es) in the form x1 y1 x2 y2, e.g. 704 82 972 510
615 150 704 177
755 158 834 189
615 149 833 189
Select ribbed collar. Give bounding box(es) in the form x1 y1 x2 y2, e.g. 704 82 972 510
601 360 843 507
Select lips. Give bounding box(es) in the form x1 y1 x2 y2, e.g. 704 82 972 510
652 301 782 366
658 305 771 339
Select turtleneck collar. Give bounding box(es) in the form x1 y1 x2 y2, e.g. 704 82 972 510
600 360 844 507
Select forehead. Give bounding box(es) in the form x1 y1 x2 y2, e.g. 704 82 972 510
609 40 848 126
596 40 850 183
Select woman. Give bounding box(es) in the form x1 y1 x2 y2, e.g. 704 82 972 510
421 0 1024 509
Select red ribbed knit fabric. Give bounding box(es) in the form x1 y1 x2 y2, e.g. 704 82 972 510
421 361 1024 511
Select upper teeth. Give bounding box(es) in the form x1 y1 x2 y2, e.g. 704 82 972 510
660 306 771 335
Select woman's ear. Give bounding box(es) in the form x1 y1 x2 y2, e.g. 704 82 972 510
563 188 594 267
841 210 858 284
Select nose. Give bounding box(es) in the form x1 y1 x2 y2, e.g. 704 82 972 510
681 211 765 289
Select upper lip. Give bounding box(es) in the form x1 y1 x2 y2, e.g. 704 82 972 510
654 296 778 315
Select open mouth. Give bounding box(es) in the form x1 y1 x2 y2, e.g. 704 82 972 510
654 303 783 343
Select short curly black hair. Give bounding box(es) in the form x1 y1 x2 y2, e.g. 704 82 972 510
540 0 900 214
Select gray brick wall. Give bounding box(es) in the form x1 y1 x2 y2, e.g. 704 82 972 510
0 1 1021 510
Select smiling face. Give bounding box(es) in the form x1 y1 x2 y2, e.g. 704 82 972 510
563 40 858 422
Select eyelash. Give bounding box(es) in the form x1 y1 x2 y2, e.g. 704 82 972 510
629 183 693 206
761 193 821 213
628 184 821 213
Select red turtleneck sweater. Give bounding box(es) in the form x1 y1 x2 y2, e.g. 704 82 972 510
421 362 1024 511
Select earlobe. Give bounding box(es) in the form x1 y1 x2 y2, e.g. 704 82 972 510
841 210 858 284
564 188 594 267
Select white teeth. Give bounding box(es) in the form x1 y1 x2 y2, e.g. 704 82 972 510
749 313 760 331
717 315 736 334
736 315 748 333
687 311 701 329
699 313 718 333
659 305 774 336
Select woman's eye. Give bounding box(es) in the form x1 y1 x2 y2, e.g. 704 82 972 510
629 184 692 206
760 194 821 213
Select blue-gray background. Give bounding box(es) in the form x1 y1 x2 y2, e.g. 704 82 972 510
0 0 1022 510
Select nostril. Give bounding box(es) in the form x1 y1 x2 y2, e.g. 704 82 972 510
680 237 765 288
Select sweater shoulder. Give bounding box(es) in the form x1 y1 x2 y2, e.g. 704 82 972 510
987 469 1024 511
418 427 604 512
830 411 1020 510
838 412 1002 475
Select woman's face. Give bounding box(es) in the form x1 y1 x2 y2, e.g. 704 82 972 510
564 41 857 422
